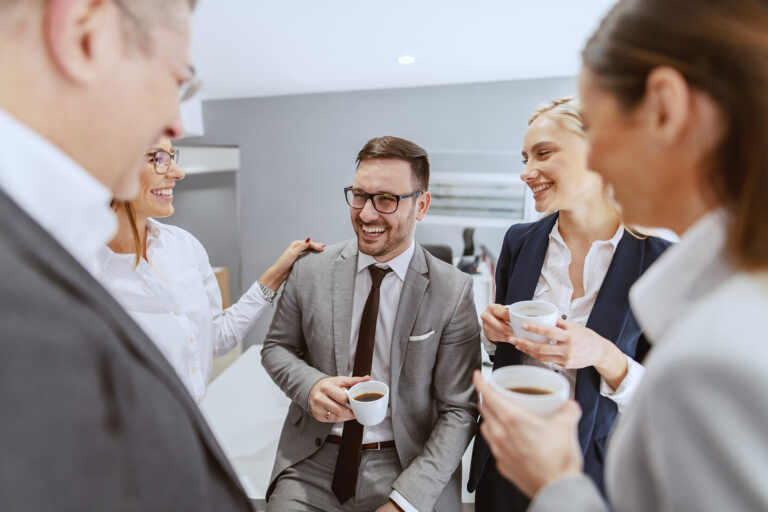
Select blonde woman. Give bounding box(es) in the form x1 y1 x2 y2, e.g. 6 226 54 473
468 97 670 511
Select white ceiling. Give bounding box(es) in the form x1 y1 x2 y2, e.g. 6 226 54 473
190 0 617 101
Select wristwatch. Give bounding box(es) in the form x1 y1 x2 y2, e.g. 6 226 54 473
257 281 277 304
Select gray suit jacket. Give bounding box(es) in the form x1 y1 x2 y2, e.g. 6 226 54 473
262 239 481 512
530 222 768 512
0 190 252 511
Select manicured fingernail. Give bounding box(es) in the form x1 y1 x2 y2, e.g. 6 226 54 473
522 323 530 330
305 237 311 243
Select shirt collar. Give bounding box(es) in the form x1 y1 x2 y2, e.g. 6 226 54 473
549 218 625 249
146 218 162 247
629 209 732 345
357 241 415 281
0 109 117 277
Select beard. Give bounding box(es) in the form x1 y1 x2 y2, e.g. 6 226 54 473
355 219 413 260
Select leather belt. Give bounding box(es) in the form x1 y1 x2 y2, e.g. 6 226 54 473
326 435 395 451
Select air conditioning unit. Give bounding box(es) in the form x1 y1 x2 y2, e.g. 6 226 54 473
424 172 536 227
177 146 240 175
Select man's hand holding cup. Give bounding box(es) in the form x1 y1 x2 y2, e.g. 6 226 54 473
308 375 370 423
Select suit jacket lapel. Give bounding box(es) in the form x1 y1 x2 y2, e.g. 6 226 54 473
576 231 644 450
389 245 429 416
0 190 245 490
494 213 558 369
332 239 358 376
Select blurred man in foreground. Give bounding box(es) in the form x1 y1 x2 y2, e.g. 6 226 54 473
0 1 251 509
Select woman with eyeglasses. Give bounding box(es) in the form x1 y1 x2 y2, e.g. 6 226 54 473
467 97 671 511
100 137 324 403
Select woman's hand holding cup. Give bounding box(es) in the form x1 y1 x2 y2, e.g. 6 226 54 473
480 304 517 345
513 320 630 389
506 300 559 344
473 370 583 498
482 300 560 347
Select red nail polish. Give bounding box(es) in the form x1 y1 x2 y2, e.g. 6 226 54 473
305 237 310 243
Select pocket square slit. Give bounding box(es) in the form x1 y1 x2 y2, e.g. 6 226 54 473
408 331 435 341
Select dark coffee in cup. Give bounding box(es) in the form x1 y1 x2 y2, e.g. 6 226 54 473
506 387 552 395
354 392 384 402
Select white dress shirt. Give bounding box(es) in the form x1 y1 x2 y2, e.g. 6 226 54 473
484 220 644 411
99 218 269 402
329 241 417 512
0 109 116 278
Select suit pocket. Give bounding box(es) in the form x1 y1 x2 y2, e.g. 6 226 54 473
409 330 435 342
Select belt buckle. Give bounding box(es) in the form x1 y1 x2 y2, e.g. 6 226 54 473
369 441 382 451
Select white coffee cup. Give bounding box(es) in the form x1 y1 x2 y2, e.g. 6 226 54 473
490 365 569 416
347 380 389 426
506 300 558 343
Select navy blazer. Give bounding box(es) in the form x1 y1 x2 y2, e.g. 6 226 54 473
468 213 671 511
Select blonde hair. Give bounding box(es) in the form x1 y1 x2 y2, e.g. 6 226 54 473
529 97 585 137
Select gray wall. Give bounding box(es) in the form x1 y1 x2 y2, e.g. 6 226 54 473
182 75 577 348
165 171 240 299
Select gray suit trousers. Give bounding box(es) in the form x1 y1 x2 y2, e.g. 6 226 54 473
268 443 402 512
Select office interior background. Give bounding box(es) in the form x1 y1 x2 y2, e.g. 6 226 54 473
170 0 620 351
155 2 651 507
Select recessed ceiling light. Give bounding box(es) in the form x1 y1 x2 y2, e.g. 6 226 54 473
398 55 416 65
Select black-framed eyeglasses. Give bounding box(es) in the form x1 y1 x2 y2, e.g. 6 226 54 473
344 187 423 214
112 0 201 102
147 149 180 174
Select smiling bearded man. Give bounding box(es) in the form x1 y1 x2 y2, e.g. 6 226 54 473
261 136 481 512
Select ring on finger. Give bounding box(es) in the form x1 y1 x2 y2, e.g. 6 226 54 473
326 411 331 419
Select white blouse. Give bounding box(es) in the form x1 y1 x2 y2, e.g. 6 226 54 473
99 219 269 403
484 219 644 411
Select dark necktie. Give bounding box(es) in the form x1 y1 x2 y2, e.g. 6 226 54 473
331 264 392 504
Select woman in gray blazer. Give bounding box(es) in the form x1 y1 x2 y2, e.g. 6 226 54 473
474 0 768 510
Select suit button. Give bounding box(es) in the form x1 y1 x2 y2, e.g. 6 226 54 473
315 438 322 447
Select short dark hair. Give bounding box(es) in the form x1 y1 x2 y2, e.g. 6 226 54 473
584 0 768 270
356 136 430 191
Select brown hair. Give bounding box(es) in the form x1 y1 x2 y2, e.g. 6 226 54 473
111 200 143 268
356 136 430 191
583 0 768 269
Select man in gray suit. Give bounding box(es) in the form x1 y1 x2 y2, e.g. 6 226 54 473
0 1 251 510
262 136 481 512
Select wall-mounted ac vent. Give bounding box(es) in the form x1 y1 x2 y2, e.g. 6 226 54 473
177 146 240 175
425 172 534 228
